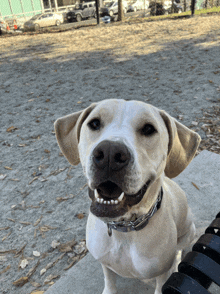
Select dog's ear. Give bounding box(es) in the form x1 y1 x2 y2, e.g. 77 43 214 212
54 103 97 165
160 110 201 178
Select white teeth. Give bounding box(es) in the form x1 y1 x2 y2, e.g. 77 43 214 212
95 190 122 205
94 189 99 199
118 192 124 202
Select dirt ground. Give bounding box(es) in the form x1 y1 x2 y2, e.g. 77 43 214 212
0 13 220 294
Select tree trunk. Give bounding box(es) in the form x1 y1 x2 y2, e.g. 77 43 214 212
118 0 124 21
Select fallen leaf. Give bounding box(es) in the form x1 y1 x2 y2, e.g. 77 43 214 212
76 213 85 219
30 281 41 288
13 276 29 286
44 274 59 284
2 230 11 242
0 226 10 231
29 177 39 185
33 251 40 257
28 99 34 102
0 174 7 180
58 239 76 253
192 182 200 190
0 264 11 274
51 240 60 249
30 291 44 294
40 268 46 276
209 80 213 83
18 144 26 147
7 126 18 132
4 166 12 170
46 99 50 102
7 218 15 222
20 259 28 269
27 260 40 278
44 149 50 153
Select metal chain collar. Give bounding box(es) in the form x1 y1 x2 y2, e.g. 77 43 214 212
107 187 163 237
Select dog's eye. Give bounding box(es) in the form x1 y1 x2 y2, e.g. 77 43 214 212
88 119 101 131
141 124 156 136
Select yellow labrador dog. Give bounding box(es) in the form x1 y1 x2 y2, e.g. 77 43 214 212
55 99 201 294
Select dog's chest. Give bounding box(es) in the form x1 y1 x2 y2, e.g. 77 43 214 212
86 214 159 279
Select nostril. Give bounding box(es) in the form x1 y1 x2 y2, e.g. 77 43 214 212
114 153 127 163
94 150 104 161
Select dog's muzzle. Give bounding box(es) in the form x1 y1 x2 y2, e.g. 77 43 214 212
88 140 152 218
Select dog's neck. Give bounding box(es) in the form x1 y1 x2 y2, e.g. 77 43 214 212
106 187 163 236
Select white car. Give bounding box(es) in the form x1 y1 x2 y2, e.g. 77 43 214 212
128 0 148 11
24 13 64 31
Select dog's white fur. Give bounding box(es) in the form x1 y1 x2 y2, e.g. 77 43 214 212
55 99 201 294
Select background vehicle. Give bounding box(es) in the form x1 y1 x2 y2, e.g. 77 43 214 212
100 1 128 17
128 0 148 12
0 18 7 34
149 0 183 15
24 13 63 30
66 3 96 22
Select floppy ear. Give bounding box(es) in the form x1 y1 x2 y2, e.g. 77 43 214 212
54 103 97 165
160 110 201 178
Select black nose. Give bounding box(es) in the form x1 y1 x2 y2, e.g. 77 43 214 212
93 140 131 171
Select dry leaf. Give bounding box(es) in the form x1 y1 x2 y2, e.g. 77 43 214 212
76 213 85 219
4 166 12 170
58 239 76 253
34 215 43 226
30 281 41 288
29 177 39 185
7 126 18 132
27 260 40 278
0 264 11 274
33 251 40 257
209 80 213 83
13 276 29 286
20 259 28 269
18 144 26 147
46 99 50 102
44 149 50 153
2 230 11 242
51 240 60 249
30 291 44 294
0 226 10 231
44 274 59 284
77 101 82 104
7 218 15 222
192 182 200 190
28 99 34 102
0 174 7 180
40 268 46 276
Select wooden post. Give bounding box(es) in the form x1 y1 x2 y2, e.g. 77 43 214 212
118 0 124 21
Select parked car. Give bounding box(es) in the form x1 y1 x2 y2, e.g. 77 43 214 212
66 3 96 22
0 18 7 34
100 1 128 17
24 13 63 31
164 0 183 13
128 0 148 12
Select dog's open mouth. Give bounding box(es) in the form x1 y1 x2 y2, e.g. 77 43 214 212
89 180 151 218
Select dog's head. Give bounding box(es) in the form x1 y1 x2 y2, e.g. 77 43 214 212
55 99 200 219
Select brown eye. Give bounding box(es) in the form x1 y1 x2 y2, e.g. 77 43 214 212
141 124 156 136
88 119 101 131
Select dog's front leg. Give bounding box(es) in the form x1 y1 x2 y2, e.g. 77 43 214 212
101 264 118 294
